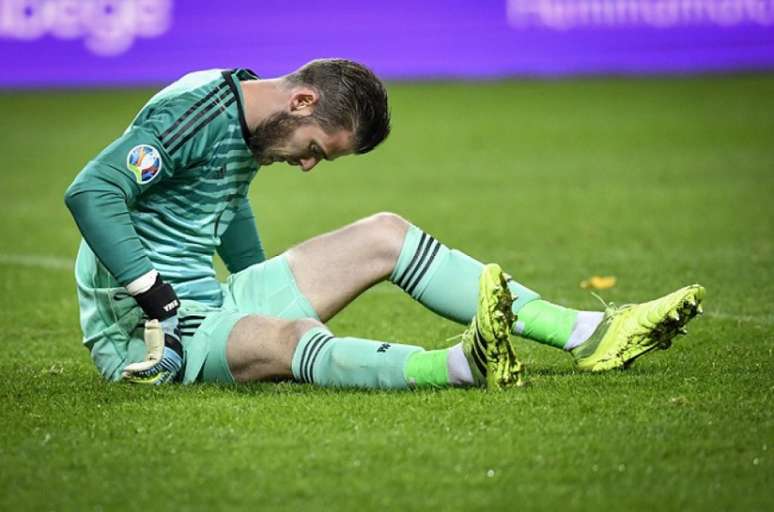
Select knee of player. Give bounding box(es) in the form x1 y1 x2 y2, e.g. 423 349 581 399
364 211 410 260
368 211 409 233
227 316 326 382
289 317 327 342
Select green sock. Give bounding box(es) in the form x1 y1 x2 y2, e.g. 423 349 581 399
403 349 450 387
513 300 579 349
291 327 423 389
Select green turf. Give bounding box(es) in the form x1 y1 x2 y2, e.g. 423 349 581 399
1 74 773 511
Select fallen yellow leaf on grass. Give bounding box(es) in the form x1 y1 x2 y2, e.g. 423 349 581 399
580 275 617 290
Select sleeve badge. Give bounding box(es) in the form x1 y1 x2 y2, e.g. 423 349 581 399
126 144 163 184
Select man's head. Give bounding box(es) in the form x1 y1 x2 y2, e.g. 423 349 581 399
248 58 390 171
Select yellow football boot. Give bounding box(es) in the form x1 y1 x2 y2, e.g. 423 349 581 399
572 285 705 372
462 264 524 388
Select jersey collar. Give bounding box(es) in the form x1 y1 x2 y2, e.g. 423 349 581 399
222 69 259 149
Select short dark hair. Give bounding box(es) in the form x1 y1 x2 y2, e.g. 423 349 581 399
285 58 390 154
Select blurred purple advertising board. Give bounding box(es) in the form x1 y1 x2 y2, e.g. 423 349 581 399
1 0 773 87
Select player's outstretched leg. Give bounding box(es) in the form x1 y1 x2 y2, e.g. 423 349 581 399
570 285 705 371
226 315 424 389
225 265 521 390
283 213 593 355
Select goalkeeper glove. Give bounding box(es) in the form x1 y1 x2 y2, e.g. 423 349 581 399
123 273 184 384
122 320 183 384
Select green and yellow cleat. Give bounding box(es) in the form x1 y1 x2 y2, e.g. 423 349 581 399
462 264 524 389
571 284 705 372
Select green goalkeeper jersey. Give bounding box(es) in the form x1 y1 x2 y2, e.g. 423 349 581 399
66 68 264 308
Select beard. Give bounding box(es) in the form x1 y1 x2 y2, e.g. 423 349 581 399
247 111 312 164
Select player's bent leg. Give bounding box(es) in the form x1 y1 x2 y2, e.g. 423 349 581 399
281 212 595 356
387 223 591 349
285 212 409 322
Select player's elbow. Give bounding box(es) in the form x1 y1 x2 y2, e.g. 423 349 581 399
64 167 128 219
64 183 78 213
64 180 104 222
64 181 86 217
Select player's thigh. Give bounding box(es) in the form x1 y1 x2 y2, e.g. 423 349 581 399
222 254 319 320
225 315 323 383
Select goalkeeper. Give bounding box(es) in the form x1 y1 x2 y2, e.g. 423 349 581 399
65 58 704 389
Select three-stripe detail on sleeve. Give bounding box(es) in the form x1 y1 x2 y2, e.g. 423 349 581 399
298 332 334 383
159 81 236 156
394 232 442 298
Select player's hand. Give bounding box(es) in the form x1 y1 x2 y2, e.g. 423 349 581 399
122 320 183 385
126 273 184 384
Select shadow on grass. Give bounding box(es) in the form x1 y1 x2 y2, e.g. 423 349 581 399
25 362 668 410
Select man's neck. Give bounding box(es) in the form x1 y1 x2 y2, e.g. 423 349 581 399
240 78 287 132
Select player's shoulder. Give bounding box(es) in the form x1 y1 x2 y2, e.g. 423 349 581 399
137 68 258 122
131 69 243 148
144 69 231 113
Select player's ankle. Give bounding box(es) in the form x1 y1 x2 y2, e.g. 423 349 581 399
563 311 604 351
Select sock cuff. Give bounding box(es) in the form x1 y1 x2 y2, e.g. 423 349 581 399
390 224 422 282
291 326 334 383
390 224 448 299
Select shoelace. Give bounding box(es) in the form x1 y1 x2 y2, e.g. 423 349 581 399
591 291 616 311
585 292 643 360
596 295 662 357
445 332 465 344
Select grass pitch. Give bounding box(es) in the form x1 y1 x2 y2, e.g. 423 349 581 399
1 74 773 511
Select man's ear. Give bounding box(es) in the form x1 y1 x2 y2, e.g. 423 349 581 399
289 87 319 116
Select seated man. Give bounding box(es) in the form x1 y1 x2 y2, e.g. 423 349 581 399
64 58 704 389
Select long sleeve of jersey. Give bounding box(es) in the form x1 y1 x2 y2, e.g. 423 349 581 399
66 70 261 297
65 126 165 286
217 198 266 274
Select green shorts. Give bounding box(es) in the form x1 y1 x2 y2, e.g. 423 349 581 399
84 255 318 384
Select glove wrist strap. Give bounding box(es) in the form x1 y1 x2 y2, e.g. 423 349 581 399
133 275 179 320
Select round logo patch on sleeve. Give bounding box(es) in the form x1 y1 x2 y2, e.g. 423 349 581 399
126 144 163 184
